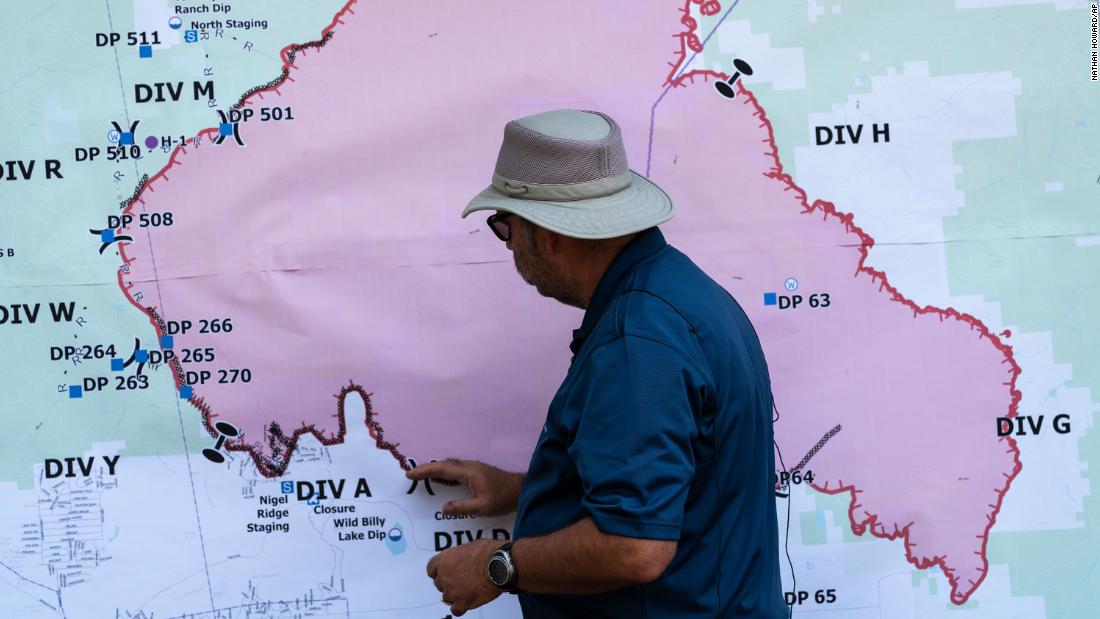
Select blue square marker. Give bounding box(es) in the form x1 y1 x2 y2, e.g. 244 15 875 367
160 335 174 348
185 30 198 43
179 385 193 399
135 349 149 363
119 132 134 145
219 123 234 136
764 292 778 306
139 44 152 58
280 481 294 494
111 358 125 371
100 229 115 243
69 385 83 398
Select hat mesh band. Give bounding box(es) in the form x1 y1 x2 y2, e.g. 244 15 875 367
493 111 628 185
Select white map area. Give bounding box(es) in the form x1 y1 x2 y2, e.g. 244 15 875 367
0 394 519 617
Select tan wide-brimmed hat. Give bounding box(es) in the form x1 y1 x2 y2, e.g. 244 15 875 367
461 109 674 239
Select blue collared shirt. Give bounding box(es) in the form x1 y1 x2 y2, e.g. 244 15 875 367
513 227 786 618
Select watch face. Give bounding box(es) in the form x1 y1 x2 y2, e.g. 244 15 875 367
488 557 510 585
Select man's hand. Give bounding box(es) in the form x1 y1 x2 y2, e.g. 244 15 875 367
427 539 502 616
405 459 523 517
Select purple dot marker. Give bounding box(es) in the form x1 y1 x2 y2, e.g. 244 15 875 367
144 136 158 148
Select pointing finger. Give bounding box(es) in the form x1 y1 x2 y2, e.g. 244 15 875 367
406 459 470 483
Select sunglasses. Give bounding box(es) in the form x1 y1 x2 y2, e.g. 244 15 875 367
486 213 512 242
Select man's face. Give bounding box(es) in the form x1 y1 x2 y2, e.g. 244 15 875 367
502 213 574 304
506 214 544 289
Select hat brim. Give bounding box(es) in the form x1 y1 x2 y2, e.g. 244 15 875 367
461 170 674 240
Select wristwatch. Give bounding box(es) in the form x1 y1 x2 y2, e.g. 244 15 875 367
487 541 521 593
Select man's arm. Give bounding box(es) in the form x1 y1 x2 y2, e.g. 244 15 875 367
424 516 677 616
511 517 676 594
510 333 699 595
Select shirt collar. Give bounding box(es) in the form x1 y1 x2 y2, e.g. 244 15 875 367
570 227 668 355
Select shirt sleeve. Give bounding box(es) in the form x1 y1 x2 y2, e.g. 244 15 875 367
566 334 704 541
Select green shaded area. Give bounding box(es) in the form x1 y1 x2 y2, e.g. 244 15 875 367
693 2 1099 617
697 0 1096 208
987 475 1100 617
0 0 346 487
799 509 827 545
806 489 871 544
952 92 1098 617
913 571 951 608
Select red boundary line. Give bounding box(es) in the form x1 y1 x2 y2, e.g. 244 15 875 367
110 0 1024 602
664 0 1023 606
110 0 409 477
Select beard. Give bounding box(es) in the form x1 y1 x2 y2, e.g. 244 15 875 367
513 225 583 308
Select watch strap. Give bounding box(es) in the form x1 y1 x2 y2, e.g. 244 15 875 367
489 541 522 593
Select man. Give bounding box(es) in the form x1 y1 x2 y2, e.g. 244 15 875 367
408 109 786 618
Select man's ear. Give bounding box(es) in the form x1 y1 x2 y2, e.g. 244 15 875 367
535 226 561 257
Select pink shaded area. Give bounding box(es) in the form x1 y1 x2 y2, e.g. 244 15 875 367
119 0 685 473
117 0 1020 605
